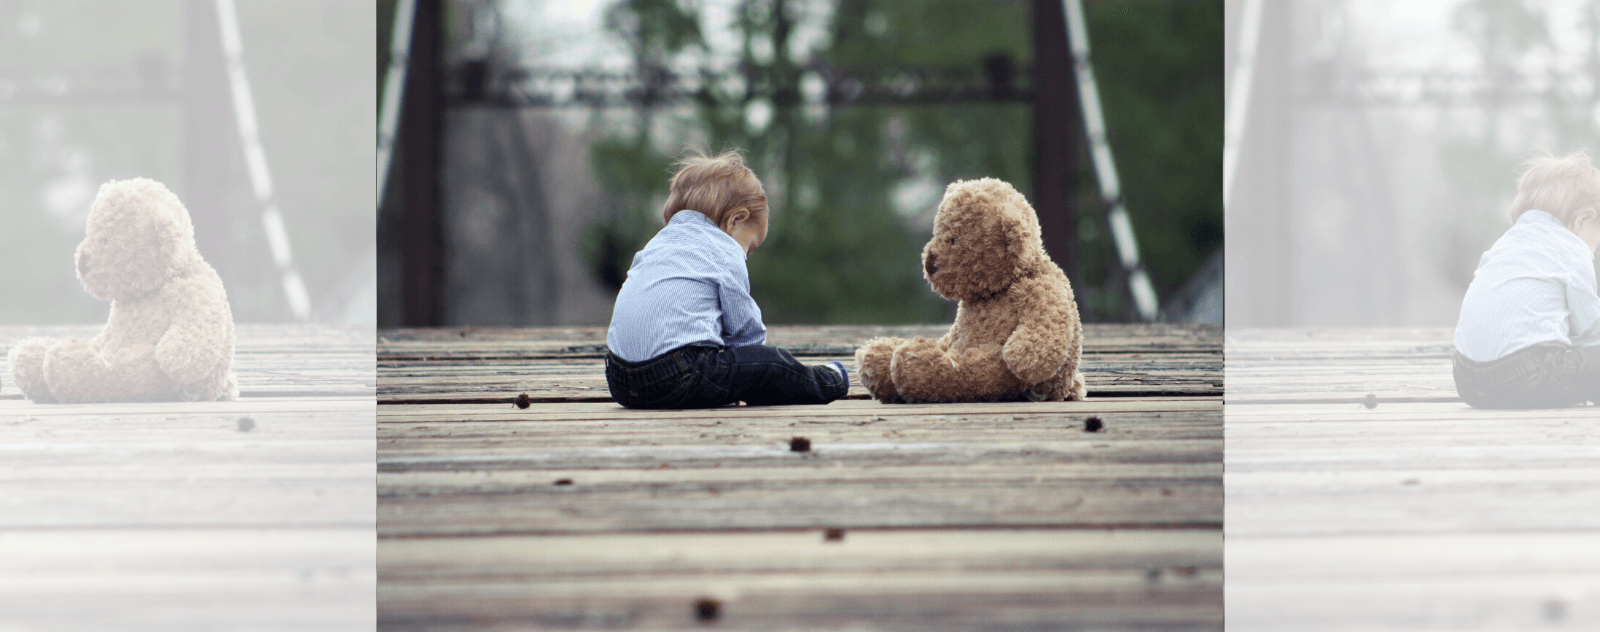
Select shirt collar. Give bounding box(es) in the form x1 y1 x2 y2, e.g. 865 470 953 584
1519 209 1592 255
672 210 748 260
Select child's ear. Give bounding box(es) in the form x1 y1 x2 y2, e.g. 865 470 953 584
1576 207 1598 230
723 206 750 230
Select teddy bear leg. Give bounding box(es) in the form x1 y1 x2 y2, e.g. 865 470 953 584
42 338 123 404
1067 369 1087 401
220 371 239 401
176 369 236 402
855 337 905 403
894 341 1023 403
9 337 59 403
958 344 1026 401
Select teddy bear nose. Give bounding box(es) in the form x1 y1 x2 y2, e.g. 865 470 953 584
77 252 90 275
924 252 938 277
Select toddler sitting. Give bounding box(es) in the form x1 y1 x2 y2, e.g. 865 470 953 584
1454 150 1600 408
604 149 849 409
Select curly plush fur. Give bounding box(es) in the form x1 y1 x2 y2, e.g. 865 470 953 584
855 178 1086 403
8 178 238 403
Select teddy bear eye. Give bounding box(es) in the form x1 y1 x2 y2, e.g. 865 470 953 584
949 237 958 245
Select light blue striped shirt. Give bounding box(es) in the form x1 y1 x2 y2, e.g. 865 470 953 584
607 210 767 362
1455 210 1600 361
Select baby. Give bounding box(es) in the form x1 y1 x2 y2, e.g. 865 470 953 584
604 149 849 409
1453 150 1600 408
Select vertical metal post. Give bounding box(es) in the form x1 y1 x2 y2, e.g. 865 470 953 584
184 0 231 283
401 0 445 326
1032 0 1082 292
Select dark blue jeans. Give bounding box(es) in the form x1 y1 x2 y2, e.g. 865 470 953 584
605 344 847 409
1453 343 1600 409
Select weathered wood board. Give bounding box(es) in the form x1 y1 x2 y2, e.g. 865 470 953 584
1225 327 1600 631
378 325 1223 630
378 324 1224 403
0 324 377 631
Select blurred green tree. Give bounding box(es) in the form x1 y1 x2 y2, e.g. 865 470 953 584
584 0 1221 324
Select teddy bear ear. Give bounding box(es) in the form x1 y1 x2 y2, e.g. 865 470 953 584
999 182 1045 270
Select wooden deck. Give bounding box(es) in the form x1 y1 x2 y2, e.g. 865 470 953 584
377 324 1222 630
0 324 376 630
1225 328 1600 631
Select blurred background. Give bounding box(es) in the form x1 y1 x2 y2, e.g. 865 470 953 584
0 0 376 325
1226 0 1600 327
377 0 1223 328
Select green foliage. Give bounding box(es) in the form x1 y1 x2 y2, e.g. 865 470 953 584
1088 0 1224 293
584 0 1222 324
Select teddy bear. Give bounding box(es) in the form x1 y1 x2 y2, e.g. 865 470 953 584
8 178 238 403
855 177 1086 403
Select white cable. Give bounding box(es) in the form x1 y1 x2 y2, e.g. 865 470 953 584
377 0 416 200
1063 0 1158 321
1223 0 1263 218
215 0 311 321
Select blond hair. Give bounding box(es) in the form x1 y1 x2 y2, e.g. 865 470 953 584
1509 150 1600 227
661 148 768 227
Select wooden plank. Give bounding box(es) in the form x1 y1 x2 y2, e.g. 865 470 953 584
1 398 374 528
0 324 376 400
0 528 375 631
377 397 1219 422
379 529 1221 631
1225 327 1600 631
377 324 1222 628
1225 326 1458 403
379 400 1221 536
1227 533 1600 631
377 352 1222 403
0 324 377 628
377 324 1223 359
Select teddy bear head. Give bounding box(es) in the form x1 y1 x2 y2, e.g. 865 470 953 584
75 178 201 301
921 178 1049 302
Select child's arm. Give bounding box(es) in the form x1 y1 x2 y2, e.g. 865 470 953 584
1566 263 1600 347
718 260 767 347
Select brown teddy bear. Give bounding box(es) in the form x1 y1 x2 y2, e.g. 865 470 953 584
8 178 238 403
856 178 1086 403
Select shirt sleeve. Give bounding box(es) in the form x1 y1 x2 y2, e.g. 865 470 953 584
717 253 767 348
1567 256 1600 347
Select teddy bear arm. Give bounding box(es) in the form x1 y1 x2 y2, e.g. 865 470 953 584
1002 282 1081 386
155 278 232 385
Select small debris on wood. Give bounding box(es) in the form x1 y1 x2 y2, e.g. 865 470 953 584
1143 566 1162 583
1084 417 1103 432
1544 598 1567 621
790 437 811 452
823 528 845 542
694 597 721 622
1402 478 1419 486
553 478 573 486
1172 566 1199 578
1362 393 1378 409
514 393 531 409
236 416 255 432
